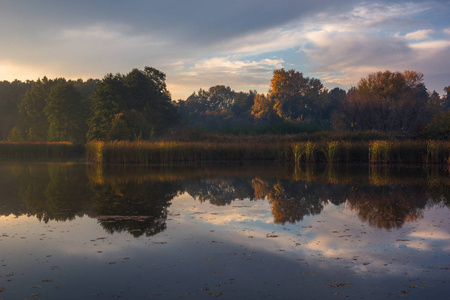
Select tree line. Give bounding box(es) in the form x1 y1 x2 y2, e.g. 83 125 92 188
0 67 449 143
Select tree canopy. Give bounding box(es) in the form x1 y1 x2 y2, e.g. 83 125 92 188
1 67 449 142
87 67 179 141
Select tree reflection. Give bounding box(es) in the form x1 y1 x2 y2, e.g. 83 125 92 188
184 178 256 206
0 163 448 234
17 164 90 222
252 178 326 224
90 179 178 237
346 185 427 229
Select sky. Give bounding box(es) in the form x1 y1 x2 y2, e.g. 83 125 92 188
0 0 449 99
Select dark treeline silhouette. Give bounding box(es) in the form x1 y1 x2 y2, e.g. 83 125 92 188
0 163 448 236
1 68 449 142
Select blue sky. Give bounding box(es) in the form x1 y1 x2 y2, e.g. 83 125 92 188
0 0 449 99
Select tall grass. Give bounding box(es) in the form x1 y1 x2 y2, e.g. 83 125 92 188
0 142 83 160
85 140 450 165
86 140 292 164
293 141 316 164
369 141 390 163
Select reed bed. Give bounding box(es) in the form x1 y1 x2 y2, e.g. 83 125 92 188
0 142 83 159
86 140 291 164
85 140 450 165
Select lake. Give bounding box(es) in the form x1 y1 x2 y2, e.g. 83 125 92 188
0 162 449 299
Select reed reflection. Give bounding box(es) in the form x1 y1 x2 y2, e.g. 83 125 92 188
0 163 448 236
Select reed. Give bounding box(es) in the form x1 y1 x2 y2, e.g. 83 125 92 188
389 140 425 164
292 141 317 164
85 139 450 165
85 140 292 164
369 140 390 164
0 142 82 160
426 140 441 164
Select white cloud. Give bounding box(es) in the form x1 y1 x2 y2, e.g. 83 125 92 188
193 57 284 73
405 29 434 40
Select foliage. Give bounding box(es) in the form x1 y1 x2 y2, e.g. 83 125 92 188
333 70 429 133
45 82 87 143
2 67 449 142
178 85 256 131
16 78 95 143
251 93 278 123
268 69 335 126
0 80 32 140
7 127 23 142
18 77 57 141
423 111 450 140
87 67 178 141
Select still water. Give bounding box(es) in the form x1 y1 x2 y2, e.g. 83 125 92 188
0 162 449 299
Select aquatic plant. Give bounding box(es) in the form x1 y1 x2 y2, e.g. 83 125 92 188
0 141 82 159
369 140 390 164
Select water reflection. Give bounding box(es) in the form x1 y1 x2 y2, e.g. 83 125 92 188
0 163 448 236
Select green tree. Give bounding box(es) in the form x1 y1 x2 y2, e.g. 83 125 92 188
443 86 450 111
7 126 23 142
424 110 450 140
107 110 151 141
87 67 178 141
45 82 86 143
87 74 124 141
0 80 32 140
125 67 178 135
18 77 59 141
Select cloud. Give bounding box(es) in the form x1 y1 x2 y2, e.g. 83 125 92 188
0 0 449 97
405 29 434 40
165 57 285 98
294 1 450 92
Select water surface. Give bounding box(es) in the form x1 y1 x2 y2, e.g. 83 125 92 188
0 162 449 299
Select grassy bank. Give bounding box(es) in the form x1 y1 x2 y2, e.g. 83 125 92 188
86 140 450 165
0 142 84 160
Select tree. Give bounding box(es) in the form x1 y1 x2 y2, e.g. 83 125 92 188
45 82 86 143
87 67 178 141
333 70 428 133
179 86 257 131
125 67 178 135
268 69 329 124
107 110 151 141
251 93 278 123
231 90 256 118
424 111 450 140
86 74 124 141
270 68 339 127
18 78 63 141
0 80 32 140
444 86 450 111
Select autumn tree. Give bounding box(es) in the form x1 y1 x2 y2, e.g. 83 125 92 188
333 70 428 133
251 93 278 123
268 69 328 124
